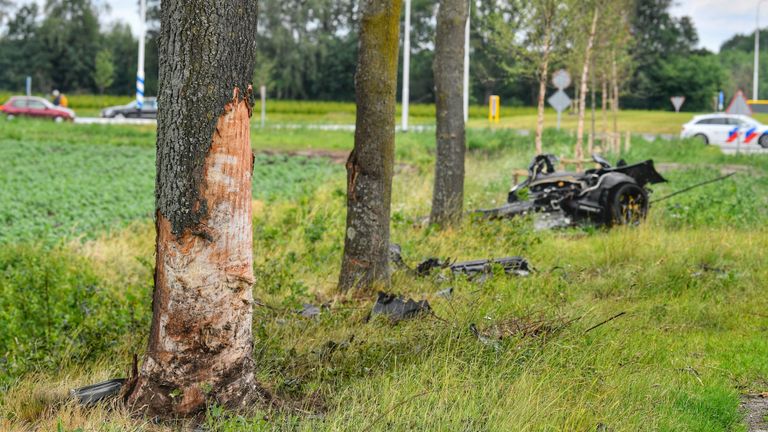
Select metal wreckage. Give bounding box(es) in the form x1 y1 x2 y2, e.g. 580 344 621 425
476 153 668 228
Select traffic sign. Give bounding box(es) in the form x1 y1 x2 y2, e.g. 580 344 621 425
726 90 752 116
552 69 571 90
670 96 685 112
548 90 572 130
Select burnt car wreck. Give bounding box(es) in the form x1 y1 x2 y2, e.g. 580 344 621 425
477 154 667 228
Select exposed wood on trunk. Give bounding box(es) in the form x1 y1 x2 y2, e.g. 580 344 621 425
574 7 599 168
535 25 552 155
126 0 262 417
338 0 402 291
430 0 469 226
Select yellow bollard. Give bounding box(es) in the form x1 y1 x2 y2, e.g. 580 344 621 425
488 95 500 123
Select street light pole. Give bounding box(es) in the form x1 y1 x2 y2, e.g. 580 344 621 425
401 0 411 132
136 0 146 109
755 0 766 100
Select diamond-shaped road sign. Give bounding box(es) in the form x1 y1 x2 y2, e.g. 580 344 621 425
670 96 685 112
548 90 572 113
552 69 571 90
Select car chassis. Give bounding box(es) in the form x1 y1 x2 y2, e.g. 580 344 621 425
477 154 667 227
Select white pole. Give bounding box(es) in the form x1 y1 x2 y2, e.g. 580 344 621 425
401 0 411 132
136 0 146 109
463 0 471 123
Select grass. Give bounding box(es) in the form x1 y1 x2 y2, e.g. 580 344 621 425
1 110 768 430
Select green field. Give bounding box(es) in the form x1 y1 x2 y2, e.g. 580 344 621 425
1 109 768 431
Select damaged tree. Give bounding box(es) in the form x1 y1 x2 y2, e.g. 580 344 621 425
338 0 402 291
430 0 468 226
125 0 262 417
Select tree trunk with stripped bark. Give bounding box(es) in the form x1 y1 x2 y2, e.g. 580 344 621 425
125 0 263 417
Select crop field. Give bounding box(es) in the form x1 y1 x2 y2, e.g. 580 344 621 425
1 107 768 431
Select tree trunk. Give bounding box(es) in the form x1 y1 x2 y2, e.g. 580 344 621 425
430 0 468 226
611 54 619 150
125 0 262 417
574 7 599 165
535 25 552 155
338 0 402 291
601 79 607 146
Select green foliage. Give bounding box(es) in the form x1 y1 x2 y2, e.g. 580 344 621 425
0 244 150 388
92 49 115 94
0 120 337 244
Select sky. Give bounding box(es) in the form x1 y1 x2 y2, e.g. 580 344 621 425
10 0 761 54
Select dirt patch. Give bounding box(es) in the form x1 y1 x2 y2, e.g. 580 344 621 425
741 394 768 432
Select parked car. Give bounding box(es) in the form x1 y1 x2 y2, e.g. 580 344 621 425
680 113 768 148
101 98 157 119
0 96 75 121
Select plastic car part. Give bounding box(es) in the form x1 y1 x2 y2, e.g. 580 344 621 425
71 378 126 405
370 292 431 323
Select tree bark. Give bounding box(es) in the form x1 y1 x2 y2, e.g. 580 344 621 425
338 0 402 291
430 0 468 226
574 7 599 165
535 25 552 155
125 0 262 417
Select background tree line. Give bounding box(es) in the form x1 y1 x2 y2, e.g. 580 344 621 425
0 0 765 111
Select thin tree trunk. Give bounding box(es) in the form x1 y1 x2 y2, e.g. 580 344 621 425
611 54 619 152
125 0 262 417
601 79 607 147
535 25 552 155
574 7 599 165
338 0 402 291
430 0 469 226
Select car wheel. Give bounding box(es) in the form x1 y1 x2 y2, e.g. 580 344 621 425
759 134 768 149
53 116 63 123
5 114 14 121
115 113 125 119
606 183 648 227
694 133 709 145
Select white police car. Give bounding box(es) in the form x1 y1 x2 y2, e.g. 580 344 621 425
680 114 768 148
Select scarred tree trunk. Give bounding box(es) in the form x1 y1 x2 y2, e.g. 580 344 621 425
338 0 402 291
430 0 468 226
574 7 599 164
535 25 552 155
125 0 262 417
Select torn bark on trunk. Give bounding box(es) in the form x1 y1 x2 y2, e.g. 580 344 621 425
430 0 469 227
574 7 599 166
125 0 262 418
338 0 402 291
535 25 552 155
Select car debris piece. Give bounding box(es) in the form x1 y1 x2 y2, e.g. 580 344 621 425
298 303 322 318
436 287 454 298
370 292 431 323
389 243 532 279
476 153 667 227
71 378 126 405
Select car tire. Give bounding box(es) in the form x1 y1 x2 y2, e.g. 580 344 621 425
115 113 125 119
5 114 14 121
605 183 648 227
54 116 63 123
694 133 709 145
759 134 768 149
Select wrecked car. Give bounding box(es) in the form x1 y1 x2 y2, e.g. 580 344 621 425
477 154 667 227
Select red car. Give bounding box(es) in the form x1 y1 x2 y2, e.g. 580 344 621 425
0 96 76 122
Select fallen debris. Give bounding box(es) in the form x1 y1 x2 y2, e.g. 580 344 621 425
470 314 571 348
370 292 431 323
71 378 126 405
298 303 322 319
390 243 532 280
435 286 454 299
584 311 627 334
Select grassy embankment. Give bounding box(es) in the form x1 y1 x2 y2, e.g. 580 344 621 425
0 110 767 430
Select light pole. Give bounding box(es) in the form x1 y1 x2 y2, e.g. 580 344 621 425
136 0 146 109
401 0 411 132
755 0 767 100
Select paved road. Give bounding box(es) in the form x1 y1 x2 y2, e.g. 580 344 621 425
74 117 156 125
